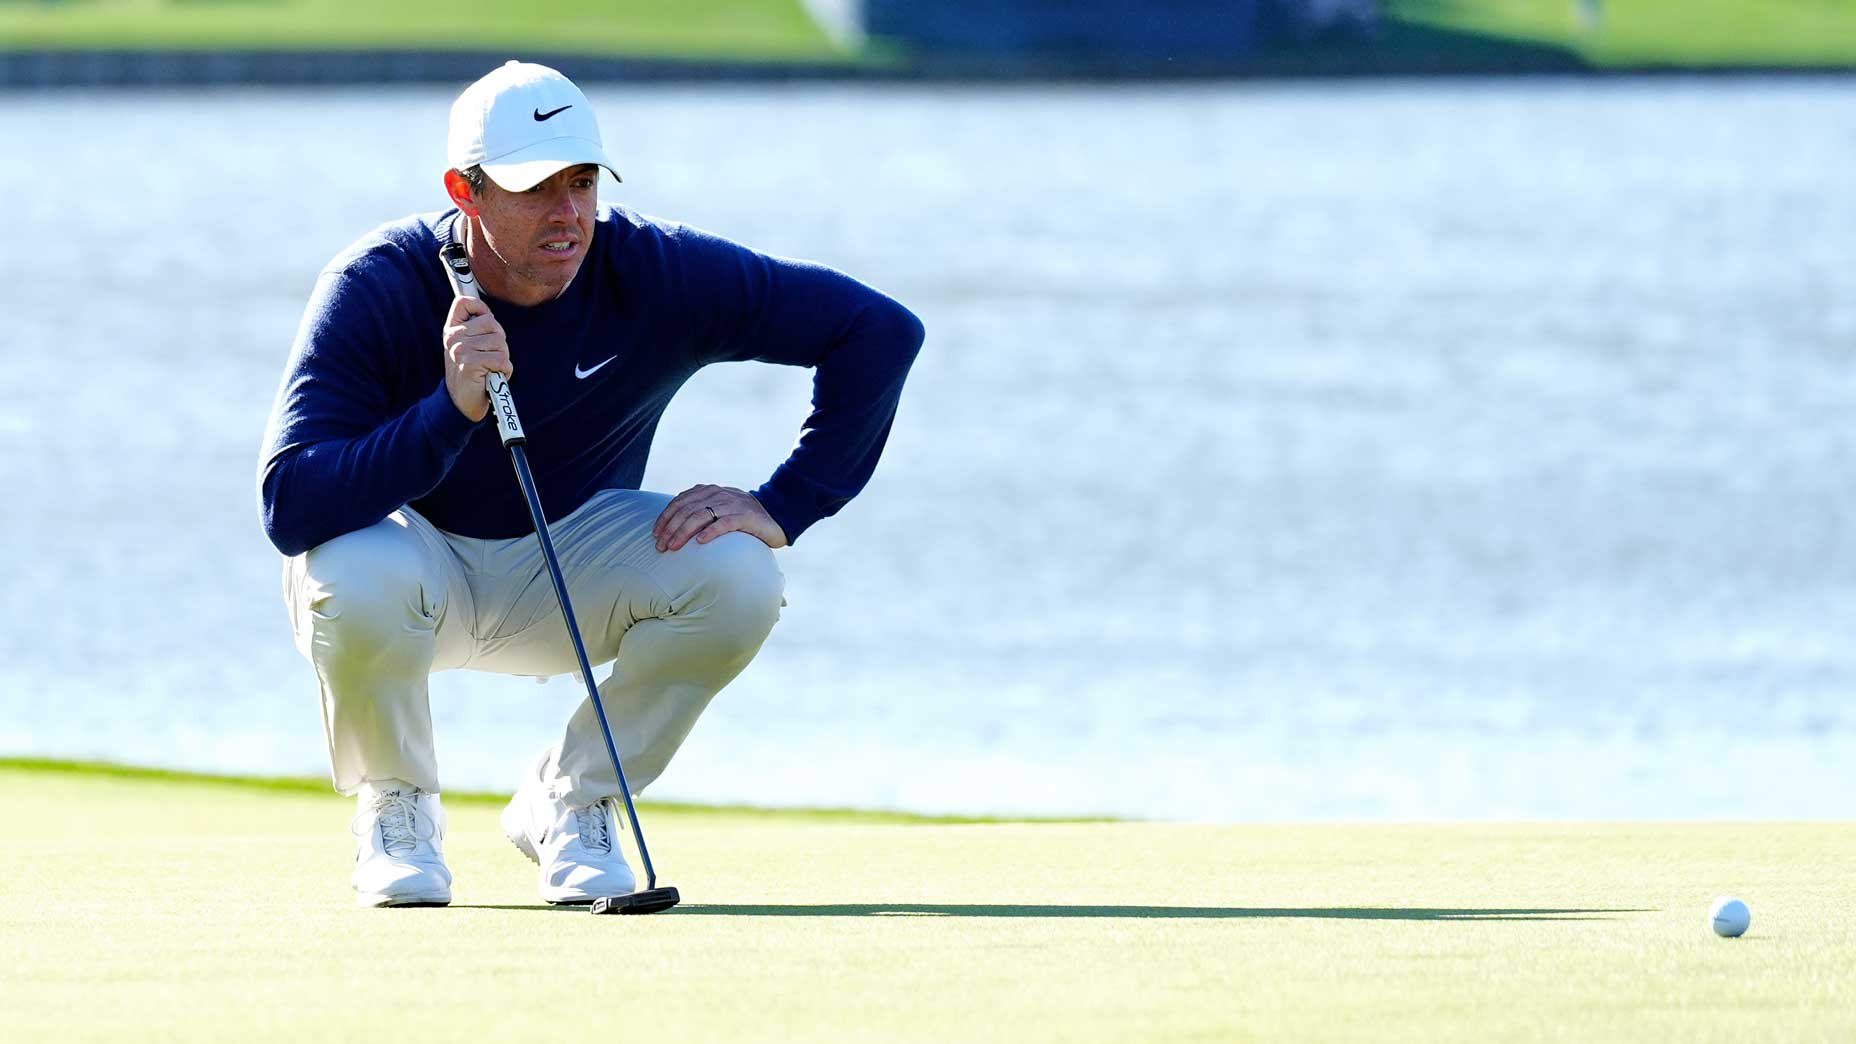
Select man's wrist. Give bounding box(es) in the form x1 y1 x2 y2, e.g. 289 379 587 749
747 492 790 547
750 482 812 547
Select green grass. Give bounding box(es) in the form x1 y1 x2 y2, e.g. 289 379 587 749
0 757 1107 823
6 0 1856 69
1387 0 1856 67
2 762 1852 1042
0 0 841 60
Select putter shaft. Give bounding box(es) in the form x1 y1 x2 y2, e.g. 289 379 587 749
438 241 664 895
503 443 661 891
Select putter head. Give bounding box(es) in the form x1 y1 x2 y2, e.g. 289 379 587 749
590 887 680 915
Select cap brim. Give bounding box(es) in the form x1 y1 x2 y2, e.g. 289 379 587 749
480 137 621 191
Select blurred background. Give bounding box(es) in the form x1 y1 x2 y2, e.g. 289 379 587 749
1 1 1851 821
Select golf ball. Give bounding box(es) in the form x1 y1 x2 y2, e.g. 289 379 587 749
1709 896 1750 938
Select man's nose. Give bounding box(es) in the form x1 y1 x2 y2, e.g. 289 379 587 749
547 190 580 222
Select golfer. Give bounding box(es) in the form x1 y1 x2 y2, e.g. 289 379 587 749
258 61 923 907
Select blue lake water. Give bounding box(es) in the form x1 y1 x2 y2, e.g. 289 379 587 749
2 77 1853 820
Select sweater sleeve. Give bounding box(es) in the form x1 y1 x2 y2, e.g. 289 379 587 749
671 225 925 544
258 262 481 556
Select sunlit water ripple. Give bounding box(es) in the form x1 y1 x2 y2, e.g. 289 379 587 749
2 78 1852 820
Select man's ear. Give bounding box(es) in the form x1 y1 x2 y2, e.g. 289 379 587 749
444 169 481 216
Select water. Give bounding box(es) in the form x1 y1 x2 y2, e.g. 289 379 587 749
3 78 1853 820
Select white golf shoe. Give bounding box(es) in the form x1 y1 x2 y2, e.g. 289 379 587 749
501 783 636 904
350 782 452 908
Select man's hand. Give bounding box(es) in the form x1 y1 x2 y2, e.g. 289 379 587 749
442 296 513 422
654 485 788 552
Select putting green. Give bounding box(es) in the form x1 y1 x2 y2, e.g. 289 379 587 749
2 763 1850 1042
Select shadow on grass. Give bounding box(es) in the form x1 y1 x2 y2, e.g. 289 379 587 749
678 904 1643 921
451 904 586 913
455 903 1648 921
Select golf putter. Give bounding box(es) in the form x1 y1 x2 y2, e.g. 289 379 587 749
439 242 680 915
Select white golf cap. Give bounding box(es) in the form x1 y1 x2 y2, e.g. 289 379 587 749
447 60 621 192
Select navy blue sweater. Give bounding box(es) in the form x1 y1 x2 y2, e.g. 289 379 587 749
259 207 923 557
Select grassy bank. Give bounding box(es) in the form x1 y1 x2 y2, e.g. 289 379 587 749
1389 0 1856 69
2 761 1851 1042
5 0 1856 72
0 756 1102 823
0 0 841 61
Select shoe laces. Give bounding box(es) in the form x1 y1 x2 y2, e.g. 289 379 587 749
571 801 613 854
353 792 433 857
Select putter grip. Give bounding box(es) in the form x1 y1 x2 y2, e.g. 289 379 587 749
437 243 525 446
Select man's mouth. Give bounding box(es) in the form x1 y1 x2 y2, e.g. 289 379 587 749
540 239 578 255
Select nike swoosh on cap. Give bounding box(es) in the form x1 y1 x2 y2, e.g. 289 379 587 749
534 105 573 121
575 356 617 380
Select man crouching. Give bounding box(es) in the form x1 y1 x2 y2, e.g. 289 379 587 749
258 61 922 906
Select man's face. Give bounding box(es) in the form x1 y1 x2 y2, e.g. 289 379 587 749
464 163 599 303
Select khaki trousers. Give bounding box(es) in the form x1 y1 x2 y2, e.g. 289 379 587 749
283 488 784 805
